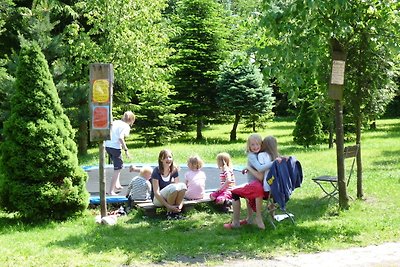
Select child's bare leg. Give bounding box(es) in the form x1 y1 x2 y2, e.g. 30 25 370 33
175 189 186 210
166 191 178 211
108 169 122 194
255 197 265 230
231 199 241 228
245 200 254 224
115 170 123 189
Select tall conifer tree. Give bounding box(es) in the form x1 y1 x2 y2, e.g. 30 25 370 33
0 43 89 221
170 0 228 139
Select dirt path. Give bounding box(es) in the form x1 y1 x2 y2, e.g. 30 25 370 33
217 242 400 267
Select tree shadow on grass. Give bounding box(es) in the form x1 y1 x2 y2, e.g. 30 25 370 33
177 136 247 145
128 135 248 148
0 211 58 233
0 213 23 233
286 196 336 222
49 197 360 266
268 124 295 131
371 150 400 168
364 122 400 139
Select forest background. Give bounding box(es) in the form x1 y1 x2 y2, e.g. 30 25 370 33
0 1 399 265
1 0 399 151
0 0 399 217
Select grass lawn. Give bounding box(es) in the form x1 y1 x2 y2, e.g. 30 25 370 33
1 117 399 266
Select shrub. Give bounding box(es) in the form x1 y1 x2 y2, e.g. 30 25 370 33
0 42 89 221
293 100 324 147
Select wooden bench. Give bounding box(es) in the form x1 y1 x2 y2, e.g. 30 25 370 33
134 196 213 217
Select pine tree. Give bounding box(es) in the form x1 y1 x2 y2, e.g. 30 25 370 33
293 100 324 148
217 51 274 141
134 90 183 145
170 0 228 139
0 43 89 221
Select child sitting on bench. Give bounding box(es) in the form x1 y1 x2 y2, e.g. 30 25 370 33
210 152 236 212
184 155 207 200
126 166 153 202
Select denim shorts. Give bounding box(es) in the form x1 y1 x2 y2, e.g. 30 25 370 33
105 147 123 170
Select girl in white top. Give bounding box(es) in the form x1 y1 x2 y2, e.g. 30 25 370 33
247 135 281 216
184 155 207 200
105 111 135 195
249 135 280 192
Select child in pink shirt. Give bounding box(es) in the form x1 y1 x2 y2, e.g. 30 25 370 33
184 155 207 200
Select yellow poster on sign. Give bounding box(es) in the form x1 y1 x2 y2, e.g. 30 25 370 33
92 79 109 103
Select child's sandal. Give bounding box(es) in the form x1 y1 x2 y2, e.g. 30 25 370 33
239 219 248 225
223 222 240 229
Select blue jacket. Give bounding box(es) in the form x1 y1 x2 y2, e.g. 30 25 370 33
265 156 303 210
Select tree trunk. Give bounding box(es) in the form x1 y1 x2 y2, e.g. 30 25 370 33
78 120 88 155
370 121 376 130
330 38 349 209
328 118 334 149
230 113 241 141
356 108 364 199
335 100 349 209
196 118 203 140
354 31 367 199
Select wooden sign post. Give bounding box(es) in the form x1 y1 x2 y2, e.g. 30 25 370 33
329 39 349 209
89 63 113 217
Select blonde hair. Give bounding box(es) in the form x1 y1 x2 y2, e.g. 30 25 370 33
261 135 280 160
187 155 204 170
245 133 263 153
139 166 153 176
216 152 233 169
122 111 135 126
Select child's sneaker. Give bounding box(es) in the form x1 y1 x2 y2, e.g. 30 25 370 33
175 212 186 220
117 206 126 216
225 199 232 206
166 212 175 220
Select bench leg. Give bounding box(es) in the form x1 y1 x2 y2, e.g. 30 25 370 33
142 208 157 217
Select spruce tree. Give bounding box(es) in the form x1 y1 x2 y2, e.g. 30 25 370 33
217 52 274 141
0 43 89 221
293 100 324 148
170 0 228 139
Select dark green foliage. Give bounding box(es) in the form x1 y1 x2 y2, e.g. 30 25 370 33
293 100 324 148
0 67 15 140
0 43 89 221
170 0 228 139
384 95 400 118
243 113 274 132
134 90 184 145
217 51 274 140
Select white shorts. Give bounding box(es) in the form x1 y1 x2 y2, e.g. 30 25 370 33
153 183 187 207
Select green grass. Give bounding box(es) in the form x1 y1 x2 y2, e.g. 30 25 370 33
1 118 400 266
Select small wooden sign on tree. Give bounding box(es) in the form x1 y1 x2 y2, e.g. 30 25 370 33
328 42 346 101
